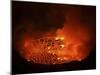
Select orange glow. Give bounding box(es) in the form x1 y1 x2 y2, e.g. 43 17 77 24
14 7 95 65
55 36 64 40
48 47 51 49
60 37 64 40
60 44 64 48
17 26 95 64
55 37 59 40
16 22 95 65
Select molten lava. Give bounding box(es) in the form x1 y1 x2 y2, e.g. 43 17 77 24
17 23 95 64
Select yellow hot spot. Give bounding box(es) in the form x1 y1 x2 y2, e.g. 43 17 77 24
60 44 64 48
60 37 64 40
55 37 59 40
57 57 60 60
55 36 64 40
63 57 68 60
47 46 51 49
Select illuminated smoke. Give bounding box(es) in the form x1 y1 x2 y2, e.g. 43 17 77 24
18 21 95 64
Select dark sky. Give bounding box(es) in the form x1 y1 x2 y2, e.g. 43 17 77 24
12 1 96 36
12 1 66 33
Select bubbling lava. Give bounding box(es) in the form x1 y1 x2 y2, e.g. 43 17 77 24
18 23 95 64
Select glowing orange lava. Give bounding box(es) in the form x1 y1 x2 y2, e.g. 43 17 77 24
17 23 95 64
